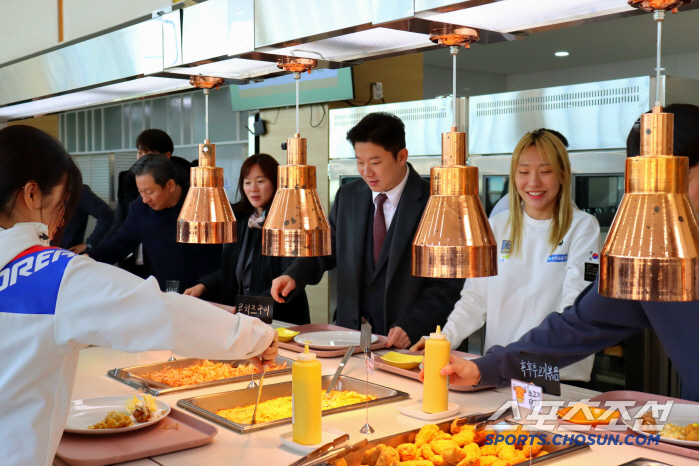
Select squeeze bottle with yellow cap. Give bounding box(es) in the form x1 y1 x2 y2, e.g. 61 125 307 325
292 345 321 444
423 326 450 413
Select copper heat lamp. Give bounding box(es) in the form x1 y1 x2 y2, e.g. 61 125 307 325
599 4 699 301
177 77 237 244
262 58 331 256
412 26 497 278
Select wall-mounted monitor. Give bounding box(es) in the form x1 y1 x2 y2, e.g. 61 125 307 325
229 68 354 112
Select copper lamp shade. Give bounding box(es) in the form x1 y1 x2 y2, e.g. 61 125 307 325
599 107 699 301
412 128 497 278
262 135 331 256
177 140 236 244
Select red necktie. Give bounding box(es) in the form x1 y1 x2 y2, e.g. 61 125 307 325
373 193 388 264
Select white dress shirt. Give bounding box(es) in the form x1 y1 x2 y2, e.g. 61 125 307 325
372 166 410 230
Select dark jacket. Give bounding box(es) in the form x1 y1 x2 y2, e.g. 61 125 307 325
60 184 114 249
87 188 222 291
474 276 699 401
284 163 464 342
198 212 310 325
104 155 192 241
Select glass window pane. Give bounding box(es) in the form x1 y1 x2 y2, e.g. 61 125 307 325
151 97 167 133
182 94 192 146
192 91 206 143
123 104 132 148
65 113 77 153
168 96 182 146
104 106 122 150
76 112 85 153
484 176 509 217
86 111 93 152
94 109 103 151
131 102 144 146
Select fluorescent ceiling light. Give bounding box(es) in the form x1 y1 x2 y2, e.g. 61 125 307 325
0 77 191 120
269 28 434 62
555 51 570 57
165 59 282 79
423 0 634 33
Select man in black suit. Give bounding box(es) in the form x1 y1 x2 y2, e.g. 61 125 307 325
103 129 191 277
271 112 464 348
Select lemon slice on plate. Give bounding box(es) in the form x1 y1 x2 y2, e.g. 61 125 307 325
380 352 423 370
276 328 300 342
557 403 620 425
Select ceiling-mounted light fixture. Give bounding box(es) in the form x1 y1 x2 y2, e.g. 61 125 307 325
412 25 498 279
177 76 237 244
554 51 570 57
599 0 699 301
262 57 331 257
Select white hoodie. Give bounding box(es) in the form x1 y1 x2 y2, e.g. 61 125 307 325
0 223 275 466
443 208 600 382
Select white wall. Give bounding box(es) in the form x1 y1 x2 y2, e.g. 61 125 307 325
0 0 172 65
506 50 699 92
423 66 507 99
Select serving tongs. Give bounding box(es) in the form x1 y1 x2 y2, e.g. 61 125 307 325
325 346 355 398
287 433 350 466
292 438 368 466
456 406 513 432
250 366 268 425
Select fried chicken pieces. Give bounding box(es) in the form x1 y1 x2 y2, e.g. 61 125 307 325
360 422 548 466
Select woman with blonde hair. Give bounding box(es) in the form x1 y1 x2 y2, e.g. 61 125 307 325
413 129 599 382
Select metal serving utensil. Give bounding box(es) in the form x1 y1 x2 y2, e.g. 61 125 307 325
288 433 350 466
456 406 513 432
298 438 368 466
325 346 355 398
250 366 268 425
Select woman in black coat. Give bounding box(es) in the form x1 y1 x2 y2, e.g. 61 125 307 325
184 154 310 325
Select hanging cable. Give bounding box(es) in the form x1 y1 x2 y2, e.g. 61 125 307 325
295 72 300 134
451 46 459 129
310 104 326 128
654 10 665 107
204 89 210 141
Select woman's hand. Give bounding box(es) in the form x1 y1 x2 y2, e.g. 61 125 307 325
386 326 411 349
419 353 481 386
69 243 88 254
409 337 427 352
183 284 207 297
249 332 279 371
270 275 296 303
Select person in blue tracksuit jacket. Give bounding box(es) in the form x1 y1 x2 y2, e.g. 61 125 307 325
426 104 699 402
0 125 278 466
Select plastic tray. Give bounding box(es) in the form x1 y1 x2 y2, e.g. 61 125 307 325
373 349 483 392
588 390 699 461
279 324 388 357
56 408 217 466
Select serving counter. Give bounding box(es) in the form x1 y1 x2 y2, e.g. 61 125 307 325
53 345 687 466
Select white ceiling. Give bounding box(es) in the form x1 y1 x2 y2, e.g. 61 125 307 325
423 8 699 75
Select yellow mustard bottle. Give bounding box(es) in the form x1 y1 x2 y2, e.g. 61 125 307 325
423 326 450 413
292 345 322 444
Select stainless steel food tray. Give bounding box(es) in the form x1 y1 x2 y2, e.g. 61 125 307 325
177 375 410 434
106 356 293 396
340 419 590 466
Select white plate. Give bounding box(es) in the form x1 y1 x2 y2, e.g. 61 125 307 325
624 404 699 447
397 400 461 421
294 331 378 350
64 395 170 435
279 426 348 453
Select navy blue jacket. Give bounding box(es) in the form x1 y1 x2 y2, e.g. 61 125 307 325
60 185 114 249
87 190 222 291
474 276 699 401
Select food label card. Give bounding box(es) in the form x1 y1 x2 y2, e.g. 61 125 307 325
511 379 543 411
518 351 561 396
365 350 374 376
235 295 274 324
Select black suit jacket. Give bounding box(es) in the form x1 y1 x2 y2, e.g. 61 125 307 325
198 212 310 325
284 163 464 342
59 184 114 249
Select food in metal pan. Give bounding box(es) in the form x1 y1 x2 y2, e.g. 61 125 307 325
140 359 287 387
216 390 376 424
360 422 547 466
88 411 133 429
639 411 699 441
